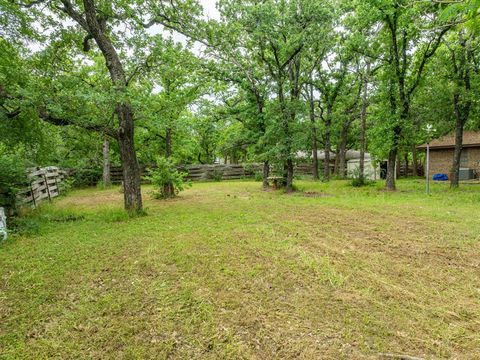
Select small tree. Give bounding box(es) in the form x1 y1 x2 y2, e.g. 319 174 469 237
146 157 189 199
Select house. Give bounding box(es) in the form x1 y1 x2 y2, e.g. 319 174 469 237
418 131 480 179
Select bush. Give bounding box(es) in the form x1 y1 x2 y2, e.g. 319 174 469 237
209 168 223 182
254 172 263 182
58 177 74 195
0 151 29 214
348 167 373 187
9 215 40 236
350 177 367 187
72 167 102 187
96 180 114 190
146 157 190 199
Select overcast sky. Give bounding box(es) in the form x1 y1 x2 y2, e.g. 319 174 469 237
27 1 220 54
145 0 219 54
199 0 220 20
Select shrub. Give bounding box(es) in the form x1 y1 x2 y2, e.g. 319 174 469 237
9 215 41 236
348 167 373 187
350 177 366 187
209 168 223 182
254 172 263 182
58 177 74 195
72 167 102 187
96 180 114 190
0 151 29 214
146 157 190 199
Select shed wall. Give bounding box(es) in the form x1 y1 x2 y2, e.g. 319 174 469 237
347 159 380 180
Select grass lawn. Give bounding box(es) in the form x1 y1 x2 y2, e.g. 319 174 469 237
1 179 480 359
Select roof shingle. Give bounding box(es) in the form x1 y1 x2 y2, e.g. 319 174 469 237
417 131 480 149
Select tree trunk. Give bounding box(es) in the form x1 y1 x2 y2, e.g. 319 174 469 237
309 85 319 180
385 72 400 191
450 31 472 188
404 153 409 177
411 144 418 176
117 104 142 212
312 141 319 180
285 159 294 193
451 120 463 188
81 0 142 213
262 160 270 190
324 108 332 180
386 148 397 191
337 123 349 178
163 127 174 196
277 77 295 190
102 136 111 186
396 153 401 179
338 148 347 178
451 89 467 188
359 62 370 182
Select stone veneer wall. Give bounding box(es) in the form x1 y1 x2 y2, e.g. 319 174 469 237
428 147 480 177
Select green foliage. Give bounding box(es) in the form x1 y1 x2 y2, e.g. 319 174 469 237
208 168 223 182
96 180 115 190
58 178 74 195
72 168 102 188
0 148 29 211
254 172 263 182
8 214 41 236
243 163 263 182
348 167 373 187
146 157 190 199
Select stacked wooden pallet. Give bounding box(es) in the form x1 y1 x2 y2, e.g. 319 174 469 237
17 167 68 207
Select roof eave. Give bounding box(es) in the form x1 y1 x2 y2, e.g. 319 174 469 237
417 143 480 150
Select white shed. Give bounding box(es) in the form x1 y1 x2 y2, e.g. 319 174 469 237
347 158 382 180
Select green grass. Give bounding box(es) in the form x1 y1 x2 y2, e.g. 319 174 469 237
1 179 480 359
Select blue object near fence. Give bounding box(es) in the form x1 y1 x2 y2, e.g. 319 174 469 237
432 173 448 181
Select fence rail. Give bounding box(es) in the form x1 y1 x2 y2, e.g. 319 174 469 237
17 167 68 207
110 164 263 183
109 163 319 184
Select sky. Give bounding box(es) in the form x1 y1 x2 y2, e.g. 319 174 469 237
27 1 220 54
199 0 220 20
147 0 220 54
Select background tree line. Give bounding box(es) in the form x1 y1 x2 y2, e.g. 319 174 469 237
1 0 479 213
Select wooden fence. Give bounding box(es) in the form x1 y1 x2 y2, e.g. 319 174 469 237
109 163 320 183
110 164 263 183
398 163 424 177
17 167 69 207
180 164 262 181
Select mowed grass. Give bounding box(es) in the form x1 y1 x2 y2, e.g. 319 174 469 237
1 179 480 359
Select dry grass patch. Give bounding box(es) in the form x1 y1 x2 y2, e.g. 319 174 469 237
1 179 480 359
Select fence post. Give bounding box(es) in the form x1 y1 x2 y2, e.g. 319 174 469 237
30 182 36 208
43 172 51 202
54 176 59 195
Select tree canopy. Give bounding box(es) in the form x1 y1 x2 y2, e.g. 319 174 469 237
1 0 479 211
